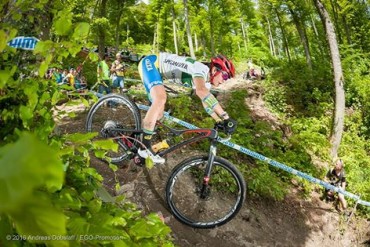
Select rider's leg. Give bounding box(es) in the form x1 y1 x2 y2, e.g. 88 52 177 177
137 54 165 164
142 85 166 148
144 86 166 127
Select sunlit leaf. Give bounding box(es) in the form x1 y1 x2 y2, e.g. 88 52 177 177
87 198 102 213
92 139 118 151
96 187 115 203
11 193 67 247
0 133 64 213
39 60 49 78
0 30 7 52
65 132 97 143
145 157 154 169
72 22 90 40
19 105 33 125
54 12 72 36
0 69 12 88
109 163 118 172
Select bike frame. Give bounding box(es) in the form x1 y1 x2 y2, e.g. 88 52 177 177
110 121 220 185
155 123 220 188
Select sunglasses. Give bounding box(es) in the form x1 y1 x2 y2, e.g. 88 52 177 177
213 68 229 80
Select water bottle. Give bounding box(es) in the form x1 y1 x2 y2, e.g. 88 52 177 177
152 140 169 152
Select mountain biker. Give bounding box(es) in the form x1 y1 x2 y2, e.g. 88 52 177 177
324 159 347 212
137 52 237 164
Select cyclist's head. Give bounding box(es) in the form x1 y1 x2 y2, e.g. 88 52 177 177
210 55 235 85
116 52 121 59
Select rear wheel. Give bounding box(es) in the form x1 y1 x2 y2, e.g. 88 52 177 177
165 155 246 228
85 94 141 163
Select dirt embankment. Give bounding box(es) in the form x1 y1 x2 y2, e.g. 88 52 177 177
57 77 370 247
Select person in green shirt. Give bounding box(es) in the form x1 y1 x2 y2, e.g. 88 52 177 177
97 54 111 95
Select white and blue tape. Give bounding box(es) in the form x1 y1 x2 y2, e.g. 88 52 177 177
137 103 370 207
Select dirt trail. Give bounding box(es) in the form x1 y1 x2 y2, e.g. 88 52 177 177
57 77 370 247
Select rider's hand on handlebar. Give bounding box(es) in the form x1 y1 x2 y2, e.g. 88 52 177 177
214 118 237 135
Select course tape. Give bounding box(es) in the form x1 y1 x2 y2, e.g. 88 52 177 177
137 104 370 207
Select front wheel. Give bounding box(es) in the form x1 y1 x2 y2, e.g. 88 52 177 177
165 156 246 228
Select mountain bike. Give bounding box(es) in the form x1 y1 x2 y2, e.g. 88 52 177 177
85 93 246 228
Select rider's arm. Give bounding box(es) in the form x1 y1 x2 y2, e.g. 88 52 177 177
193 77 229 122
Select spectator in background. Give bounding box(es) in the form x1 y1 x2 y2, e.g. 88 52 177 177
324 159 348 212
97 54 111 95
247 59 257 79
59 69 68 84
53 68 63 84
62 68 76 88
111 52 126 93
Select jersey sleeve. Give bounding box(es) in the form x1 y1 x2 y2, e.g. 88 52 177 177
159 53 209 81
184 57 209 80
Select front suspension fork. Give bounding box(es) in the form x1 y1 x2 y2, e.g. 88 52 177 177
199 140 218 199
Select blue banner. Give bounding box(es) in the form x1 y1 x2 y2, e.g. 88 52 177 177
7 36 39 50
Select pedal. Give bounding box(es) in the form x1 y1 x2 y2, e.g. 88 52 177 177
133 155 145 166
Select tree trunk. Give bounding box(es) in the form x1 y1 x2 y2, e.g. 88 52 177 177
289 8 312 69
153 28 157 52
114 7 123 51
275 8 291 61
194 33 198 51
314 0 345 160
183 0 195 58
201 34 207 57
310 14 319 36
240 18 248 54
209 17 215 56
98 0 108 59
39 0 54 40
329 0 342 44
266 17 276 57
341 14 352 45
171 1 178 54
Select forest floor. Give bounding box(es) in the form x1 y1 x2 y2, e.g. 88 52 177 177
56 76 370 247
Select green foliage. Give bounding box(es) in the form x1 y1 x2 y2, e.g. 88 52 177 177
289 117 331 160
0 134 67 246
247 164 287 200
338 111 370 215
1 0 370 236
341 47 370 136
0 134 64 211
54 11 73 36
53 133 173 246
259 54 370 214
0 1 174 246
264 59 333 117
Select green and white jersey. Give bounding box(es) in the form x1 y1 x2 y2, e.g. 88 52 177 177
158 52 210 88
